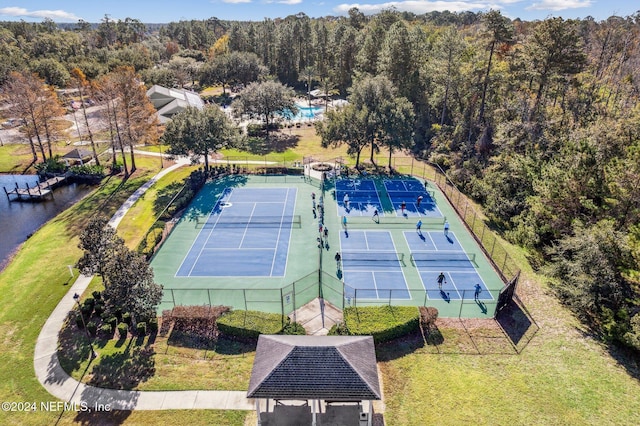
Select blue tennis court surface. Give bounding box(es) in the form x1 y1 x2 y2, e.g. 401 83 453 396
384 179 442 218
340 230 410 300
404 231 492 301
335 179 383 217
176 187 296 277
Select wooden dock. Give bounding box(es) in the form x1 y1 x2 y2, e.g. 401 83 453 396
3 176 67 201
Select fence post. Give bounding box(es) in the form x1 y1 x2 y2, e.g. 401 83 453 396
207 289 212 308
480 223 486 244
459 291 464 318
243 289 248 311
171 289 176 307
502 253 508 276
490 238 497 258
280 288 284 318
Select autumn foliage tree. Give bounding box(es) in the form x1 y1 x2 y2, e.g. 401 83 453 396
2 71 65 163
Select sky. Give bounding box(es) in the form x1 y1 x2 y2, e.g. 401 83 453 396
0 0 637 23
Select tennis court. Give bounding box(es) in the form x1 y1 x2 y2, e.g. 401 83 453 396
175 187 297 277
335 179 384 217
340 230 410 300
404 230 492 301
384 178 442 218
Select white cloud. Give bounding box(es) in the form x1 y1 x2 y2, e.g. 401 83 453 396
221 0 252 3
0 6 82 22
278 0 303 4
527 0 592 11
334 1 494 16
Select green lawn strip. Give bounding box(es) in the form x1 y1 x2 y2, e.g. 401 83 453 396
116 164 197 249
56 409 246 425
0 167 159 425
0 143 36 172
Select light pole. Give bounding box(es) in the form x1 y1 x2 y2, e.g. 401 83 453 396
73 293 96 359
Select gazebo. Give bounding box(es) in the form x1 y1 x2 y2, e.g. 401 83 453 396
61 148 93 166
248 335 381 426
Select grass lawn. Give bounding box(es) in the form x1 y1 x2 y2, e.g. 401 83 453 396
2 131 640 425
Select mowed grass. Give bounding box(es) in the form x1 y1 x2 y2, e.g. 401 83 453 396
116 163 198 249
2 132 640 425
0 156 247 425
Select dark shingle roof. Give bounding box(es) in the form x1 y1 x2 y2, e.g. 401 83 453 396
247 335 380 400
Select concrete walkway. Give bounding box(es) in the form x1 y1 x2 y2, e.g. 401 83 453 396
33 158 254 411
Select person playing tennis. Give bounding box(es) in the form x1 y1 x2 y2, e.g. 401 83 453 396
437 272 446 290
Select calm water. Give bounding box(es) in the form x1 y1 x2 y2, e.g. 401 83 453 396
0 175 92 269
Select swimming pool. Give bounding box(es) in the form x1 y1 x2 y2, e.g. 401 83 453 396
281 103 323 121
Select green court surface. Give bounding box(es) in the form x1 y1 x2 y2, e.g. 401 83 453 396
151 174 505 318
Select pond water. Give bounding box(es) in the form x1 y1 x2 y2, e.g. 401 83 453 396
0 175 93 270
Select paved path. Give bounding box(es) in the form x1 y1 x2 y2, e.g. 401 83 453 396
33 159 254 411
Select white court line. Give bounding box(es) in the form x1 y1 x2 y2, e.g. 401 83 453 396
390 232 411 300
280 188 297 278
270 188 289 277
371 271 380 299
177 188 231 277
238 203 257 248
444 272 462 300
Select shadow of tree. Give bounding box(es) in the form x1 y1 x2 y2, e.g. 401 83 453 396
375 332 425 362
57 312 96 375
213 336 257 355
73 409 132 425
245 132 300 155
87 340 156 390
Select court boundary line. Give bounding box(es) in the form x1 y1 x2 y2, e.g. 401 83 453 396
238 203 257 249
183 188 230 277
270 187 292 277
340 230 411 301
281 187 297 277
174 189 229 277
177 187 296 278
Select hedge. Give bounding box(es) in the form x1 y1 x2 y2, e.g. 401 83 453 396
217 310 287 340
341 306 420 344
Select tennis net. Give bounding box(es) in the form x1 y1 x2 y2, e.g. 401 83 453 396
341 251 405 266
196 215 302 228
410 251 475 265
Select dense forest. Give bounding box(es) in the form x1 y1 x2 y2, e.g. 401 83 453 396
1 9 639 353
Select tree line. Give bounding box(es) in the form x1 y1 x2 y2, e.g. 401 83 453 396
1 9 640 352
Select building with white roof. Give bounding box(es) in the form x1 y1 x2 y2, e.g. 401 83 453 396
146 85 204 123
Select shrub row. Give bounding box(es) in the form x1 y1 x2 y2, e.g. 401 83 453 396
330 306 421 344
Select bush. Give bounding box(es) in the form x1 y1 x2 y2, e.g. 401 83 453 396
100 323 114 336
343 306 420 344
69 164 105 179
419 306 439 330
83 297 95 308
122 312 131 325
104 316 117 330
328 322 350 336
75 314 85 329
281 321 306 335
80 303 93 318
217 310 286 340
86 321 97 336
117 323 129 339
148 318 158 334
35 156 66 176
136 322 147 336
92 291 102 301
93 303 104 316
